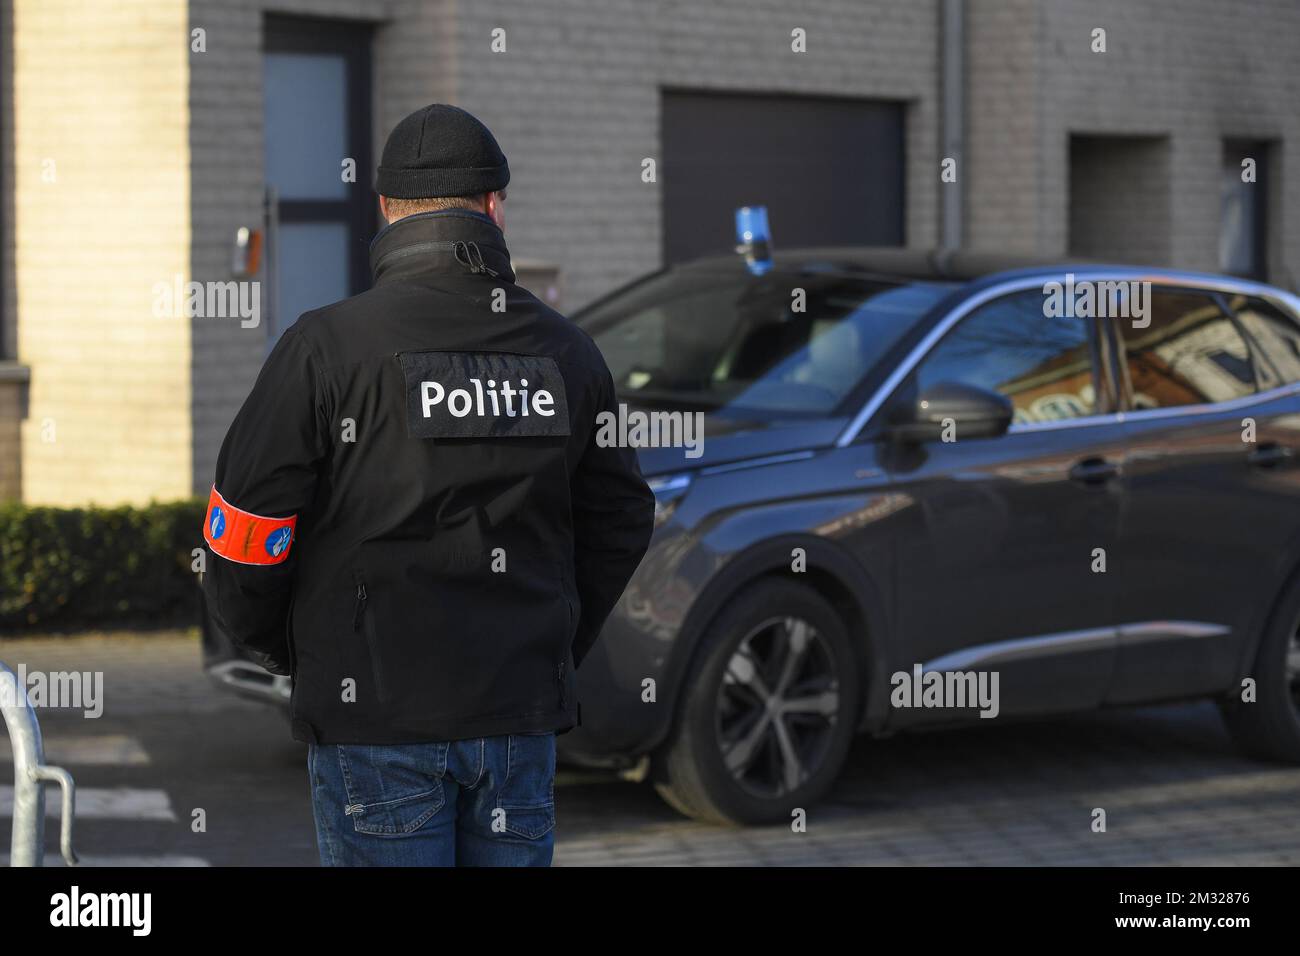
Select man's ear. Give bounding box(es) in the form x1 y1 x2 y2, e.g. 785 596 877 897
485 191 505 230
378 194 391 223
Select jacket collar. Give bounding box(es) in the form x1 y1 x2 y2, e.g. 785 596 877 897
369 209 516 285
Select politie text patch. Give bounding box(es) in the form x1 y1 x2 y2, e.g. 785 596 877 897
398 350 571 439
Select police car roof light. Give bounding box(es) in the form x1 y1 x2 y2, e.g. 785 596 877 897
735 205 772 276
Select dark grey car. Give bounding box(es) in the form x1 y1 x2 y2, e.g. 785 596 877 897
554 248 1300 823
205 247 1300 825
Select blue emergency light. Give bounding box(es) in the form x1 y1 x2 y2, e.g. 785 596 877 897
735 205 773 275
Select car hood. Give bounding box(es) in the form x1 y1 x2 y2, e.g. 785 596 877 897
629 409 846 476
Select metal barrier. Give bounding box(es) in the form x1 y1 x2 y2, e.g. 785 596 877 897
1 661 77 866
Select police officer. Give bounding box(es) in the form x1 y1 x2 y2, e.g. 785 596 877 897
202 104 656 867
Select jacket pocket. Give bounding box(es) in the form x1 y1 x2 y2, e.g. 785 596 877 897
350 539 573 720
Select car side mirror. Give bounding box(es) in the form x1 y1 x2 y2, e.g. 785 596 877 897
886 380 1014 443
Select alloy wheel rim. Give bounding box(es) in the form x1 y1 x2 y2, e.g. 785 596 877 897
714 615 840 799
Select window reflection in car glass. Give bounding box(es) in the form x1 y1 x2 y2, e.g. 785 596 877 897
584 271 953 416
914 290 1097 424
1225 294 1300 389
1119 292 1256 409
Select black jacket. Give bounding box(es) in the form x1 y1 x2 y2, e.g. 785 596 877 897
203 209 655 744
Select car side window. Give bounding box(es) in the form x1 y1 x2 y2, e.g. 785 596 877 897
1118 291 1257 410
1223 294 1300 389
913 289 1098 424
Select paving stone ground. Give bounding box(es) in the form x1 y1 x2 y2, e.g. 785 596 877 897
2 632 1297 866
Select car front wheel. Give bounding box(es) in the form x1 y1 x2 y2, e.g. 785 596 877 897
653 578 862 825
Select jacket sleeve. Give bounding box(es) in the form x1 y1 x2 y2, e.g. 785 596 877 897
202 328 330 676
570 367 656 669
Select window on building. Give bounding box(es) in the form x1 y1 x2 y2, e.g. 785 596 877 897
1220 141 1271 280
1068 134 1172 265
263 15 375 345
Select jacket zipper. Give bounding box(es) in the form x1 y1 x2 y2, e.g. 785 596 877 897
352 580 367 629
352 574 387 701
284 593 298 709
558 582 575 713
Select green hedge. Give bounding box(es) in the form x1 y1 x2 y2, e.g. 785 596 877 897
0 499 206 633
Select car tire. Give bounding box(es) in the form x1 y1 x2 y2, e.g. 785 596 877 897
652 578 862 825
1219 571 1300 762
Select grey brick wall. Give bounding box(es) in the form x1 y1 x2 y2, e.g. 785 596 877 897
186 0 943 495
450 0 941 311
965 0 1043 252
969 0 1299 281
187 0 457 494
183 0 1299 501
0 371 23 499
1068 134 1171 264
1 1 20 499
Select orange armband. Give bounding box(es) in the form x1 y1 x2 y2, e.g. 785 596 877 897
203 485 297 566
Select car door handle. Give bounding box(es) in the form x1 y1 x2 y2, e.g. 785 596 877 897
1069 457 1119 485
1247 442 1292 468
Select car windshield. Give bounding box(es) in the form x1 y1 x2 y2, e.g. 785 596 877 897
579 268 954 417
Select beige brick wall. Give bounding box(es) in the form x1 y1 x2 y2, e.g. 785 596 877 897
13 0 191 505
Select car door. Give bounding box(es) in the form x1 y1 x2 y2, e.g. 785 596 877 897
865 282 1127 725
1105 284 1300 704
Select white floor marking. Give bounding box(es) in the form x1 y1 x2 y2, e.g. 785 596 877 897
0 734 150 767
0 786 176 821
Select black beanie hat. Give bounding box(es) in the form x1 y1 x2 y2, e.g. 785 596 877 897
375 104 510 199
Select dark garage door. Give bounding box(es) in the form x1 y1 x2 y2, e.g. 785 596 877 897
661 91 904 264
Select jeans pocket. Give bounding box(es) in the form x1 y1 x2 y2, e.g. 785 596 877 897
498 732 556 839
500 804 556 840
336 743 446 836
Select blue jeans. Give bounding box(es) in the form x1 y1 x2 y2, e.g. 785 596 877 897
308 732 556 866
